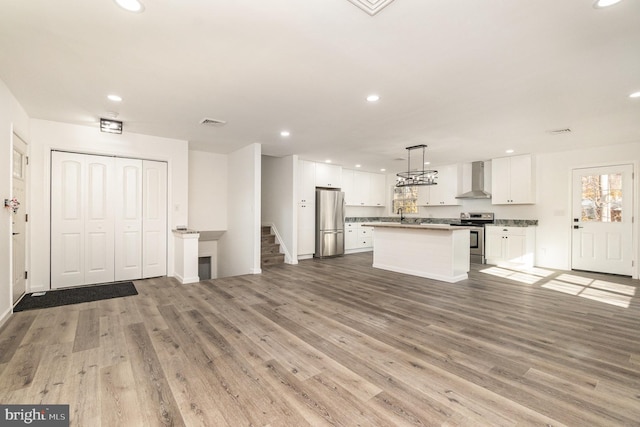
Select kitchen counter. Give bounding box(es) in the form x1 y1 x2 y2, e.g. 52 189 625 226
364 223 470 283
363 222 471 230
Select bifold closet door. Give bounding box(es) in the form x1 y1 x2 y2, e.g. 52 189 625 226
114 158 143 281
142 160 168 278
51 152 115 289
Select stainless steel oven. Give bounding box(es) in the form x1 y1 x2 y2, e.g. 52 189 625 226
450 212 494 264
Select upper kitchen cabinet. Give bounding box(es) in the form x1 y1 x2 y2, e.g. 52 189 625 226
315 162 342 188
369 173 386 207
491 154 535 204
298 160 316 204
341 169 386 206
416 164 461 206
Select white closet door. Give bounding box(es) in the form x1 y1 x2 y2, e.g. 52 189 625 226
142 160 167 278
115 158 143 281
85 156 115 285
51 152 115 288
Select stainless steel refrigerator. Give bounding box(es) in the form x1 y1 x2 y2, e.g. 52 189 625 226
315 188 345 258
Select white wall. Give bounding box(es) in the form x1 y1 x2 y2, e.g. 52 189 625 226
218 143 262 277
533 142 640 273
0 79 30 327
188 150 228 231
261 155 296 263
188 150 228 280
29 119 189 291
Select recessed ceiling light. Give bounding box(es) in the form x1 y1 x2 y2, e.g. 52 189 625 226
280 130 290 137
630 91 640 98
380 168 386 172
366 94 380 102
593 0 622 8
506 149 514 154
325 160 332 163
107 94 122 102
114 0 145 13
355 164 361 168
424 161 430 165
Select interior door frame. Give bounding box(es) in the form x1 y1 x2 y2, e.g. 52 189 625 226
569 160 638 279
11 131 29 303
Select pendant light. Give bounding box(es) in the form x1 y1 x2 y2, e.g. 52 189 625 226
395 144 438 187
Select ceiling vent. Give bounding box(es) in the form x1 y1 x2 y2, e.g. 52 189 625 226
199 118 227 126
347 0 396 16
547 128 572 135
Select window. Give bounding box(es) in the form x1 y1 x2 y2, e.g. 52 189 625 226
580 173 622 222
392 185 418 214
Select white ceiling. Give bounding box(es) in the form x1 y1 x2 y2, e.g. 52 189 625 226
1 0 639 172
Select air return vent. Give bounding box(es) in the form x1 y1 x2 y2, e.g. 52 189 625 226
547 128 572 135
199 118 227 126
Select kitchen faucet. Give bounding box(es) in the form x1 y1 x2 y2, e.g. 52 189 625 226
397 208 405 223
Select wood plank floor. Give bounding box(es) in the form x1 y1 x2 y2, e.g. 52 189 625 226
1 253 640 426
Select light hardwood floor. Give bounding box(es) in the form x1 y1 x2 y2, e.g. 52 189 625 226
1 253 639 426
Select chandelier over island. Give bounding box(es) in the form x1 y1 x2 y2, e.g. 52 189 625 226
395 144 438 187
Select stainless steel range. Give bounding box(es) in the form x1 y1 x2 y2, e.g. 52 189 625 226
450 212 495 264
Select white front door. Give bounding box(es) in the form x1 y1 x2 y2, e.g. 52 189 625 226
571 164 633 275
11 135 28 304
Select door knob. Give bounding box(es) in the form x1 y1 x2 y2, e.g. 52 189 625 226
12 232 20 235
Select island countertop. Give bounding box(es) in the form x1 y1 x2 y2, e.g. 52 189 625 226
363 222 471 231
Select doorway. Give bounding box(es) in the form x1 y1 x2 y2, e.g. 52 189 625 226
571 164 634 276
11 134 28 304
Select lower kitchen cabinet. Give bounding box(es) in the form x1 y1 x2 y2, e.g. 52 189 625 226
485 225 535 267
345 223 373 253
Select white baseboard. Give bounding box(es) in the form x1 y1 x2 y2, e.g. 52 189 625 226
0 306 12 331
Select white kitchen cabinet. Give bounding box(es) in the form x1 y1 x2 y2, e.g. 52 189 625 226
345 222 358 249
354 171 371 205
345 223 373 252
298 160 316 204
369 173 386 207
315 162 342 188
342 169 355 205
416 164 461 206
485 226 535 267
491 154 535 204
342 169 386 207
297 202 315 258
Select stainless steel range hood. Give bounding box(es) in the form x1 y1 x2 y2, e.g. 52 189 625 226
456 161 491 199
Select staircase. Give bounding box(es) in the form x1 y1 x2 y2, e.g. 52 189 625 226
261 226 285 267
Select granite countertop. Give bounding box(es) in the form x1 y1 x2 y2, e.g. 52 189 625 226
348 217 538 227
363 222 472 231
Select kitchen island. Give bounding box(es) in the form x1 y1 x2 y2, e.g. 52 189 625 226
364 223 470 283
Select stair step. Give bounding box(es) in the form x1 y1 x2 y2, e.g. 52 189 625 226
261 234 275 244
261 242 280 254
261 226 271 235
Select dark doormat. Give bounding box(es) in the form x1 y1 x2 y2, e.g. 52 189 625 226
13 282 138 312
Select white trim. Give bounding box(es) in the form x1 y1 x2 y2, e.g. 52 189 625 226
0 307 12 331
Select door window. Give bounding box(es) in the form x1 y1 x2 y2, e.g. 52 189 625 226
580 173 622 222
